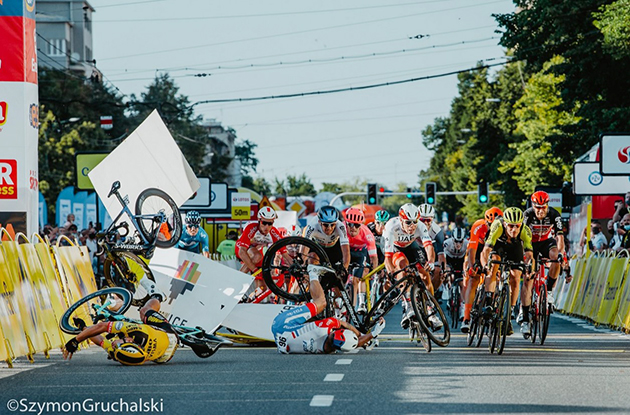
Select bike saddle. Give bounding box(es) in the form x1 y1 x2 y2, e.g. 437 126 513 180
108 181 121 198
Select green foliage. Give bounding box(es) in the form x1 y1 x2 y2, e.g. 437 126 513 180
593 0 630 59
274 174 316 196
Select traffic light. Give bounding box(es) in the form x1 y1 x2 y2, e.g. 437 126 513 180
367 183 377 205
478 180 489 204
425 182 436 205
406 187 413 199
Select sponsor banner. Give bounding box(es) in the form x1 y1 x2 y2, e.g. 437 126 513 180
0 0 36 18
0 16 37 83
0 159 18 199
600 134 630 175
222 303 297 341
52 245 98 307
573 162 630 195
149 248 253 333
595 257 629 325
231 192 251 220
89 110 199 221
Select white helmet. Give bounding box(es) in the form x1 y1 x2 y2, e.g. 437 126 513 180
257 206 278 220
331 329 359 352
418 203 436 219
398 203 420 223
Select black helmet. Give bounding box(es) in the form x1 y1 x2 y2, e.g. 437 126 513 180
185 211 201 226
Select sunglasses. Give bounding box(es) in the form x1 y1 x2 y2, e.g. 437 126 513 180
420 218 432 223
403 220 417 226
187 224 199 229
259 221 274 226
533 205 547 210
347 223 361 229
506 223 520 229
321 223 336 229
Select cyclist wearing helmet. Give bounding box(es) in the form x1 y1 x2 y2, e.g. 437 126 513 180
237 207 289 288
417 203 446 291
344 208 378 314
272 265 385 354
177 211 210 258
444 228 468 322
63 295 178 365
303 206 350 271
367 210 389 264
461 207 502 333
523 190 565 306
382 203 439 330
481 207 534 338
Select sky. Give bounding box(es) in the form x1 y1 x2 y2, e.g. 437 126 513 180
89 0 516 191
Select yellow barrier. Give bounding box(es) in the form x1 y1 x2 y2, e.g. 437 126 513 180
613 261 630 330
595 256 629 325
52 237 98 307
0 239 29 365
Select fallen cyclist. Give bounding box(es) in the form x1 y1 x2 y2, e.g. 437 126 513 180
63 285 207 365
272 265 385 354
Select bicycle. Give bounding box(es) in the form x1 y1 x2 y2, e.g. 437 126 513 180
97 181 182 306
444 267 464 330
487 259 525 355
346 261 386 314
529 255 559 345
59 287 230 359
261 237 450 352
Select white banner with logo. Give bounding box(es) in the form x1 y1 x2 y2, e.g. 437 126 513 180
600 135 630 175
148 248 254 332
573 162 630 195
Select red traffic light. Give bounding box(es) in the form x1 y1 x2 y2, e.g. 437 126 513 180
379 187 385 192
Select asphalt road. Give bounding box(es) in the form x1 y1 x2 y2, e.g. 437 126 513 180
1 307 630 415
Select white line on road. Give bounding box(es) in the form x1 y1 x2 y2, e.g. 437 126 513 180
324 374 344 382
310 395 334 407
335 359 352 365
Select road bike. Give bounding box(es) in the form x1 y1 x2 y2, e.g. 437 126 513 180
444 267 464 330
261 236 450 352
346 261 386 314
97 181 182 305
529 255 560 345
59 287 230 359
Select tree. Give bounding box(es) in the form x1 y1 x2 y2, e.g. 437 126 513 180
593 0 630 59
235 139 260 187
274 174 316 196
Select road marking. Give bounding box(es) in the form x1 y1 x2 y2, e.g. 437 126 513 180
335 359 352 365
310 395 334 407
380 346 627 353
324 374 344 382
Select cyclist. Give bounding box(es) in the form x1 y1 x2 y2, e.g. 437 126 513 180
272 265 385 354
382 203 439 329
344 208 378 314
418 204 446 292
523 191 565 307
62 294 186 365
237 207 290 291
461 207 503 333
444 228 468 322
481 207 534 338
176 211 210 258
367 209 390 265
303 206 350 272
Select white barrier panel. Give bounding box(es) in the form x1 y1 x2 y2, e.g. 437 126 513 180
221 303 297 341
148 248 253 332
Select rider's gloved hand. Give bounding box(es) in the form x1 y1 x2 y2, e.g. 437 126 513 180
426 262 435 272
371 318 386 338
64 337 80 354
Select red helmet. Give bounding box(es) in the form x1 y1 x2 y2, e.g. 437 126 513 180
484 207 503 223
531 191 550 207
344 208 365 224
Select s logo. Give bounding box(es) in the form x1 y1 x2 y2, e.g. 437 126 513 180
0 102 7 126
618 146 630 164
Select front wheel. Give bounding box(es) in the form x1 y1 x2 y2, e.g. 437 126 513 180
496 284 511 355
135 188 182 249
59 287 133 335
411 283 450 347
261 236 332 303
539 286 550 345
103 251 155 307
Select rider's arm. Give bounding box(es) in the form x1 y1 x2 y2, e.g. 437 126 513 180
553 213 566 254
364 226 379 269
434 229 445 267
75 321 110 343
199 229 210 258
341 244 350 270
337 221 351 269
521 225 534 265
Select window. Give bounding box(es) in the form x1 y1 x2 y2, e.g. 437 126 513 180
48 39 67 56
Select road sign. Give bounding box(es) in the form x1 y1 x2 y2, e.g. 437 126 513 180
573 162 630 195
75 152 108 190
287 200 306 217
259 195 272 209
231 192 251 220
100 115 113 130
600 134 630 175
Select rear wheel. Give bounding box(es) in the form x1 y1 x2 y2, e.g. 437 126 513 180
261 236 331 303
496 284 511 355
539 286 550 345
59 287 133 335
366 282 406 330
410 320 431 352
103 251 155 306
135 188 182 249
530 292 539 344
411 283 450 347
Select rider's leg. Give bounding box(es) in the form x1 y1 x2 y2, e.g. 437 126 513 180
547 246 560 292
517 269 532 320
463 274 480 322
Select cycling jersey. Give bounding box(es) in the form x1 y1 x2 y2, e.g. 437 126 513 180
421 221 445 255
272 303 340 354
303 219 349 248
523 207 563 243
444 238 468 259
468 219 489 251
236 222 284 251
348 224 377 257
366 222 384 247
382 217 432 257
103 319 178 364
485 218 533 252
177 227 210 254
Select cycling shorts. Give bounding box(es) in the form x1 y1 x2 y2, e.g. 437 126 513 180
350 247 368 278
446 256 465 273
532 238 557 261
236 246 265 278
490 241 524 268
392 241 426 268
376 245 385 265
271 303 317 335
322 240 343 267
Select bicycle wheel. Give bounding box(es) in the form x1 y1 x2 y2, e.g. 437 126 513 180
261 236 331 303
451 285 460 330
539 286 549 345
467 288 483 346
530 292 539 344
488 297 498 354
135 188 182 249
104 251 155 307
411 283 450 347
59 287 133 335
176 327 230 358
365 282 406 330
410 320 431 352
496 284 511 355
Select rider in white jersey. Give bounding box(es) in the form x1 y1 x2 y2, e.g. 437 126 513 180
444 228 469 321
303 206 350 270
418 204 446 291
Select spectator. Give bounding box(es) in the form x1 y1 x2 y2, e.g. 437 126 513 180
613 193 630 223
619 214 630 251
85 228 98 274
216 230 238 258
590 222 608 252
608 220 623 252
62 214 75 230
